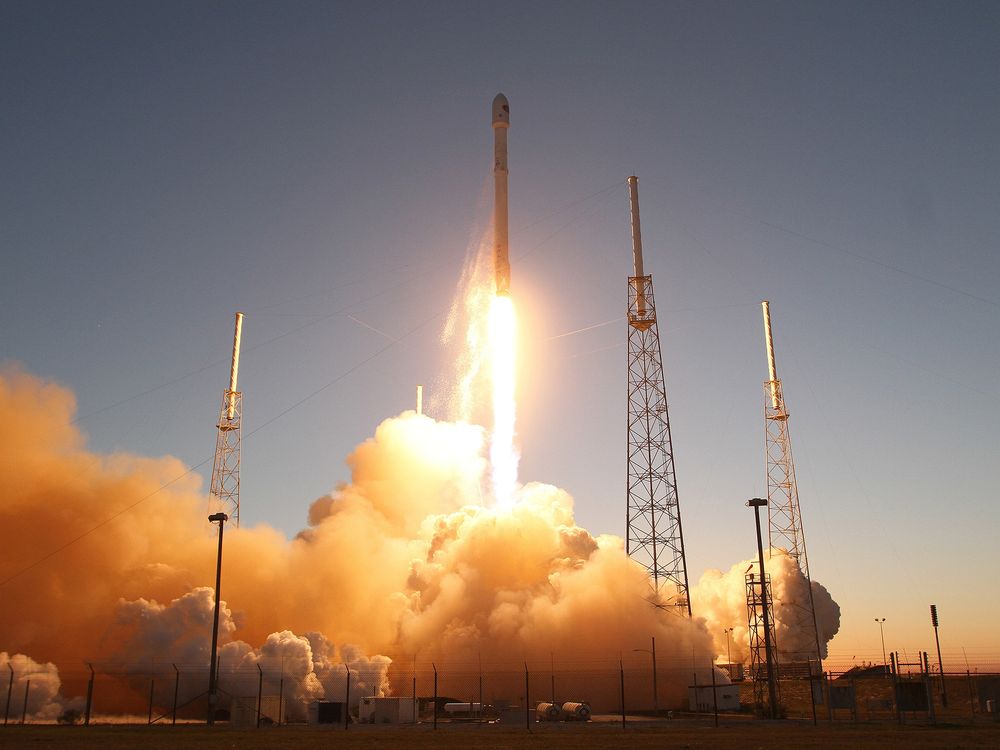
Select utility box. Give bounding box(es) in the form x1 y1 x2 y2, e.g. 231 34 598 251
688 684 740 712
358 696 416 724
230 696 283 728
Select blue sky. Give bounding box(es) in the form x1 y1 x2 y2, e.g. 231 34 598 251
2 1 998 665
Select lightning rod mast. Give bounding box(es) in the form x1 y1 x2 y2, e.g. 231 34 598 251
209 312 244 526
625 176 691 615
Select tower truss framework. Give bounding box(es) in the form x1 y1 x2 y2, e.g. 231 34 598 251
746 571 780 713
209 312 244 526
762 301 822 667
209 390 242 525
626 275 691 614
764 379 809 569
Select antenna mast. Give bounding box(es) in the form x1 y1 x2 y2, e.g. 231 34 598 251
625 176 691 615
209 312 244 526
760 301 822 666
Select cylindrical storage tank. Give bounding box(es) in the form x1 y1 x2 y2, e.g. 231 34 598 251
535 702 561 721
560 701 591 721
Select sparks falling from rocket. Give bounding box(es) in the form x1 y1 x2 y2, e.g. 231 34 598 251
492 93 511 295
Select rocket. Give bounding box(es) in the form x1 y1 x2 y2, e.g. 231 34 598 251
492 93 511 295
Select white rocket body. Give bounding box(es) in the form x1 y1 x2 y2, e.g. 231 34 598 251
227 312 244 419
627 176 647 316
761 300 780 409
493 93 511 296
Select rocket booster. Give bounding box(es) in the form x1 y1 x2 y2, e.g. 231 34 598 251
492 93 511 295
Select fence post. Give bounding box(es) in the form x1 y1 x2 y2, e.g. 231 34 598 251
619 659 626 729
21 680 30 724
826 672 833 722
809 674 818 725
4 664 13 726
256 664 263 729
344 664 350 731
433 663 438 730
172 664 179 726
967 669 975 721
84 664 94 726
891 652 902 725
924 652 937 725
711 661 719 727
523 663 530 732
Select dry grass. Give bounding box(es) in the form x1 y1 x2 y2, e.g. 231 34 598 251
1 720 999 750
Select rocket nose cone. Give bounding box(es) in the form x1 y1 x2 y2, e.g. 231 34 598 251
492 93 510 127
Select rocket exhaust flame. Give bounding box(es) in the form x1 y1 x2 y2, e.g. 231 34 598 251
488 294 518 508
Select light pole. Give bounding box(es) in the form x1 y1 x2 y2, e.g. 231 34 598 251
875 618 887 669
723 628 733 677
632 635 658 715
930 605 947 707
748 498 778 719
206 512 228 725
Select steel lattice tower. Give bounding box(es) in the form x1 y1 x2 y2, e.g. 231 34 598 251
209 312 244 526
745 571 781 714
761 301 822 666
625 176 691 614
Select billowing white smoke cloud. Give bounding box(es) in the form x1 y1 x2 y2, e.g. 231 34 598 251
0 366 839 716
692 550 841 663
0 652 78 720
109 587 390 720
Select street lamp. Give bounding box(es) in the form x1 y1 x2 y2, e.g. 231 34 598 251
632 636 658 715
206 512 229 725
723 628 733 672
748 498 778 719
874 618 887 669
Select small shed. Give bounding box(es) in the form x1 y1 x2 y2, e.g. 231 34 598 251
688 684 740 712
359 696 416 724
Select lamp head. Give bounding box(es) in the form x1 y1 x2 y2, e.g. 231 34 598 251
208 512 229 523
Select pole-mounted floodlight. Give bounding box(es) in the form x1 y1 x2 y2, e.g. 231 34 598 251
206 512 229 724
747 497 779 719
930 605 947 706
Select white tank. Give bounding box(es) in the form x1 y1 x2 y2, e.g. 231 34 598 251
535 702 561 721
560 701 591 721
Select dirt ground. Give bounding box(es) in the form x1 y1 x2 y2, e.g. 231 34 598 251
2 720 999 750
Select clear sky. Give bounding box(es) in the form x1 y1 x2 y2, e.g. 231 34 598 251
2 1 998 668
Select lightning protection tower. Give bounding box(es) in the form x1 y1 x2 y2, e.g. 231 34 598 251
209 312 244 526
625 176 691 615
760 301 821 665
746 569 780 716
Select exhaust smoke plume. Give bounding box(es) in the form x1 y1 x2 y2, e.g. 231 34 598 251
0 237 840 717
0 652 74 720
0 365 724 714
692 551 841 663
440 236 521 507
